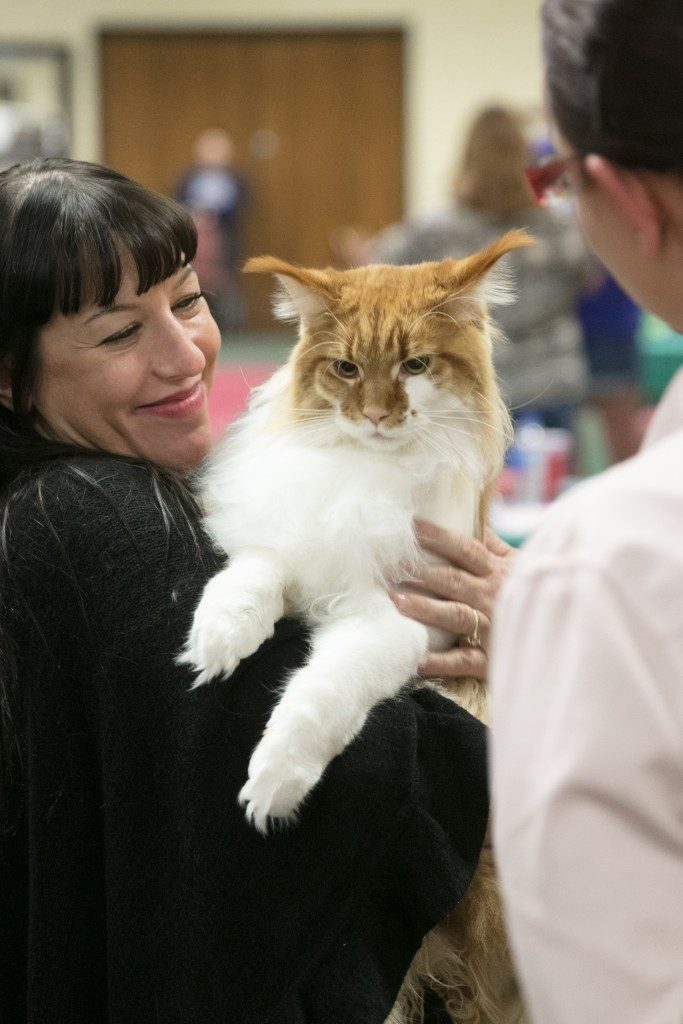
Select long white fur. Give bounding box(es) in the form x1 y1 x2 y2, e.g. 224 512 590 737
180 359 491 833
181 267 508 832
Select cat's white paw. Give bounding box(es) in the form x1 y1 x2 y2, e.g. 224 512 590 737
238 728 325 834
179 579 272 687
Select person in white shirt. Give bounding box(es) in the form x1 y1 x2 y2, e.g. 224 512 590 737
488 0 683 1021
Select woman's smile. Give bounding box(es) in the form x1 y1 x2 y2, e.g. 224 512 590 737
136 380 206 419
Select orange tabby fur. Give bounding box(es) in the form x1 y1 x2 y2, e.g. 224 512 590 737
245 231 531 1023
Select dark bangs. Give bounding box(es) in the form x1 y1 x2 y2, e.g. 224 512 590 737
1 158 198 328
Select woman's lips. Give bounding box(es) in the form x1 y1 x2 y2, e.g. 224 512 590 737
137 382 205 419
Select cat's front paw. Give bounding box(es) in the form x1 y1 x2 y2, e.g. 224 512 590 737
178 578 271 687
238 729 324 834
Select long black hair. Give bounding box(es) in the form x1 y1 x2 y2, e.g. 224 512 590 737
0 158 198 491
0 160 204 798
542 0 683 172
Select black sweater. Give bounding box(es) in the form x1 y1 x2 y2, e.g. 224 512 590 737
0 458 489 1024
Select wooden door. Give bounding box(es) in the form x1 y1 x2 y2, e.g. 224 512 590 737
100 30 404 327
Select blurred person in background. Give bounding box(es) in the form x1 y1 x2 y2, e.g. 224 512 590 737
176 128 251 334
368 106 590 433
579 266 644 462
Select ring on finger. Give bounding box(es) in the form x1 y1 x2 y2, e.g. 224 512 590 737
463 607 482 648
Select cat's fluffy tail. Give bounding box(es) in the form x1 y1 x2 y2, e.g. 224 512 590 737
387 850 527 1024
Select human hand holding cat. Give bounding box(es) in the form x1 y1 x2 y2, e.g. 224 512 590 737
390 520 516 680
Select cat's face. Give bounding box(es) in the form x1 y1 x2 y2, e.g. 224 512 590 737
284 287 491 452
246 231 531 477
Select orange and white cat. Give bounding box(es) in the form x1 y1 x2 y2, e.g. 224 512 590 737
182 230 530 839
183 232 532 1024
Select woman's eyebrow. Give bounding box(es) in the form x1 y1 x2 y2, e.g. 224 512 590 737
84 267 195 323
84 303 137 324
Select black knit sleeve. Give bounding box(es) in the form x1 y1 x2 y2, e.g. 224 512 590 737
398 687 488 933
291 687 488 1024
0 459 220 1024
1 458 490 1024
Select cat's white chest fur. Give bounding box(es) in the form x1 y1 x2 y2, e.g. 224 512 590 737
181 232 521 830
201 417 479 623
182 365 487 832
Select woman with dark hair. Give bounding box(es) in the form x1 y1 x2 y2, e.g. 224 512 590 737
0 159 490 1023
490 2 683 1021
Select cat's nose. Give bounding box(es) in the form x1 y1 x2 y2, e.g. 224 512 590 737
363 406 389 426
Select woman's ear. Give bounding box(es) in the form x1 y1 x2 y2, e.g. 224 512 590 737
584 155 664 258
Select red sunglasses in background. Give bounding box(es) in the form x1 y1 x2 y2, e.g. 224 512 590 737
525 155 582 205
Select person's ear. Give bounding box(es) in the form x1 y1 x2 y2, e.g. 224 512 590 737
0 356 13 411
584 155 664 258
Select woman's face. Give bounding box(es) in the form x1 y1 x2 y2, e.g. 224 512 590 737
34 260 221 472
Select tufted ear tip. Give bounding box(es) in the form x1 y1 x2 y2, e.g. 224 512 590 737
495 227 535 253
430 229 536 312
243 255 297 276
242 256 339 326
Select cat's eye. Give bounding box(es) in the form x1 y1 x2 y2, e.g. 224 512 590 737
402 356 431 375
334 360 360 379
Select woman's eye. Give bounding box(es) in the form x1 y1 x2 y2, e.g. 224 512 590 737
101 323 140 345
403 356 430 374
174 291 204 312
334 360 359 379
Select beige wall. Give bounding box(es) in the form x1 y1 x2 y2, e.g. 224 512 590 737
12 0 544 214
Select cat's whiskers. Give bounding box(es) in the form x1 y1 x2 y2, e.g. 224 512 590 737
428 420 508 476
417 432 473 477
415 422 479 474
296 425 342 448
287 406 333 417
468 382 551 422
429 411 511 441
423 427 486 472
506 387 556 413
405 295 479 341
307 332 348 353
459 375 554 418
321 303 354 345
405 295 461 340
428 416 487 442
423 417 484 467
415 425 452 460
320 362 344 386
292 413 338 432
464 386 504 414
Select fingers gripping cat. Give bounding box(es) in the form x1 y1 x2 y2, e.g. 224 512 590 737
180 231 531 832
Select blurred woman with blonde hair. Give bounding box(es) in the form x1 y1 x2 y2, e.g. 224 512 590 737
455 106 537 219
371 104 590 427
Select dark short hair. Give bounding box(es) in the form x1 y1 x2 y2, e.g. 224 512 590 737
542 0 683 172
0 159 198 487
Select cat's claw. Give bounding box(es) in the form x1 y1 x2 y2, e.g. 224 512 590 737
179 580 273 686
177 614 244 686
238 730 325 834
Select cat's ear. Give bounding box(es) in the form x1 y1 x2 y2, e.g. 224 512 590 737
436 229 535 309
244 256 338 327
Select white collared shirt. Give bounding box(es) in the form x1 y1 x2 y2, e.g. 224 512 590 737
490 369 683 1023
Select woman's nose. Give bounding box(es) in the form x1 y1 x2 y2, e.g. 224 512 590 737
154 319 207 380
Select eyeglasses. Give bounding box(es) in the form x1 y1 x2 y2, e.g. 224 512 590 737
525 155 582 206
